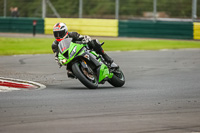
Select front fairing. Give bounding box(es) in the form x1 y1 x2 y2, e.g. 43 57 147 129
58 38 86 65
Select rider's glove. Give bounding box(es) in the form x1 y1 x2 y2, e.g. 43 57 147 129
82 35 91 44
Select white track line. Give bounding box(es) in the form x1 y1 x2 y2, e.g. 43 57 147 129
0 77 46 92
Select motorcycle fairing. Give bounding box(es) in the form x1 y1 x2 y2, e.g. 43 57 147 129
97 64 113 82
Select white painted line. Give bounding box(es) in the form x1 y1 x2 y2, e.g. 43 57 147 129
0 86 20 92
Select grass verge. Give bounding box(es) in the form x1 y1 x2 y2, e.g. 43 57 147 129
0 37 200 55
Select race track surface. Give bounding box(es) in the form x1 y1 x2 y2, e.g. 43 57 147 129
0 50 200 133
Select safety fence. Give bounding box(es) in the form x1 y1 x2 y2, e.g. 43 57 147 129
0 17 44 33
0 17 200 40
193 22 200 39
45 18 118 37
119 20 193 39
1 0 199 21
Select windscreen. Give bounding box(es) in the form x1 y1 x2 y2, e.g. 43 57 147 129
58 38 73 54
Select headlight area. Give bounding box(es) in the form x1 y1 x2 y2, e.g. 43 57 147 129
59 59 67 65
70 46 77 58
61 59 67 64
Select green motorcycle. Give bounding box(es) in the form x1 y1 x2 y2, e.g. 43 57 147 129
58 38 125 89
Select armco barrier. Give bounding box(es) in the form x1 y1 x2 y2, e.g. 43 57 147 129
119 20 193 39
0 17 196 40
193 22 200 40
45 18 118 37
0 17 44 34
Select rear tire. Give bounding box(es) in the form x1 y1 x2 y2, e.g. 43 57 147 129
108 68 125 87
72 62 98 89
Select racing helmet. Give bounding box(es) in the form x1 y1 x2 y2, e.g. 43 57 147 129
53 22 68 42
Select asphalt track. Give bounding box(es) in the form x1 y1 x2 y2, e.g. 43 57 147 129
0 49 200 133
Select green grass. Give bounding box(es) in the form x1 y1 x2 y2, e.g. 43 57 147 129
0 37 200 55
0 37 54 55
103 39 200 51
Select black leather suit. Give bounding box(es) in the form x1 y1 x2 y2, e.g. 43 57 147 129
52 32 113 65
52 32 104 57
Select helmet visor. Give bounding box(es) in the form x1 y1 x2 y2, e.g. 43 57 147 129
53 30 66 39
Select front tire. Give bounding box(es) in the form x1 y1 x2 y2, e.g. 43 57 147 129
108 68 125 87
72 62 98 89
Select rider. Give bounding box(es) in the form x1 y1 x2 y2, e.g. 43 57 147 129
52 22 113 67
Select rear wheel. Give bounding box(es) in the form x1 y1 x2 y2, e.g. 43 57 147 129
108 68 125 87
72 62 98 89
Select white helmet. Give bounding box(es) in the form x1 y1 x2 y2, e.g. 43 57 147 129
53 22 68 42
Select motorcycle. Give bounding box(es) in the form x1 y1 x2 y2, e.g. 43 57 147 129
58 38 125 89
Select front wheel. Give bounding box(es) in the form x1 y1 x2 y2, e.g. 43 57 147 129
72 62 98 89
108 68 125 87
